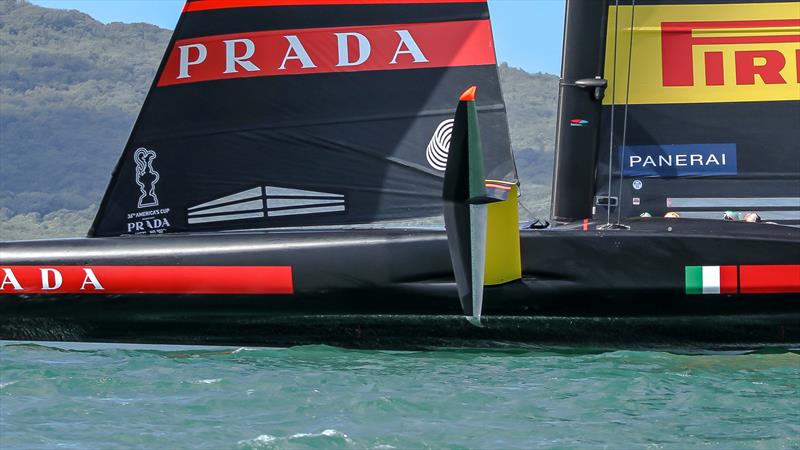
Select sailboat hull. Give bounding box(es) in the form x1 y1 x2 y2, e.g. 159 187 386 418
2 218 798 349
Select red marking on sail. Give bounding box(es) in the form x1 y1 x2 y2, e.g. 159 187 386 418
0 266 293 295
184 0 486 13
739 264 800 294
158 20 496 86
719 265 738 294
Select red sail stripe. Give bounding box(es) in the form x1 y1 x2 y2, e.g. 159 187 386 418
740 264 800 294
184 0 487 13
719 265 738 294
158 20 496 87
0 266 293 295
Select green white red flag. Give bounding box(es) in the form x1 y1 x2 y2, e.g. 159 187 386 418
686 265 800 295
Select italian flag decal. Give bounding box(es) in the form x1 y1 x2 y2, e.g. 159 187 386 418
685 265 800 295
685 266 737 295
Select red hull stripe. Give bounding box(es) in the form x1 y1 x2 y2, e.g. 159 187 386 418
719 265 738 294
184 0 486 13
158 20 496 86
0 266 293 295
740 264 800 294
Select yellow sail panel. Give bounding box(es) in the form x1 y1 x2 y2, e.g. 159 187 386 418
604 2 800 105
485 185 522 286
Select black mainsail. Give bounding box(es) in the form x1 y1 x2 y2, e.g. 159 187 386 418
90 0 517 237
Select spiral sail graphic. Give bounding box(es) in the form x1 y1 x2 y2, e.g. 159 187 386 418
426 119 454 171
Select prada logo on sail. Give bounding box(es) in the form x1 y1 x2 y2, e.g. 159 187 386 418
158 20 496 86
622 144 737 178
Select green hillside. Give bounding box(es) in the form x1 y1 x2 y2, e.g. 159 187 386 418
0 0 171 217
0 0 558 240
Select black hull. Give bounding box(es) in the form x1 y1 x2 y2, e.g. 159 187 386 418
2 218 799 349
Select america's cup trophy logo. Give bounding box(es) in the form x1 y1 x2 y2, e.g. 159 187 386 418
134 147 160 208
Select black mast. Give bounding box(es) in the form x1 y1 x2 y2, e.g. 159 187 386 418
550 0 610 223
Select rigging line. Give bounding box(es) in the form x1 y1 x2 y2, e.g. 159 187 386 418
519 200 536 221
616 0 637 225
605 0 621 226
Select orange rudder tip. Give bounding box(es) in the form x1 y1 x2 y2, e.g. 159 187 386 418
459 86 477 102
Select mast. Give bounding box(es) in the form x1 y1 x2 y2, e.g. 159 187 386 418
550 0 610 223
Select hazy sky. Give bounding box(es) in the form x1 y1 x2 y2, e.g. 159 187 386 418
28 0 566 74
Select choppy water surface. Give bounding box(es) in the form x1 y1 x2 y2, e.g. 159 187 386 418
1 343 798 449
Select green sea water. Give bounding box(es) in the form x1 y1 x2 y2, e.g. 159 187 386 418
1 343 798 449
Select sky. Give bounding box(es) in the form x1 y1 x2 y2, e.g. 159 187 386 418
28 0 566 74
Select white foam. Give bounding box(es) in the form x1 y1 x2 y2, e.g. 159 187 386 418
232 347 259 354
238 429 352 448
289 429 351 441
238 434 277 448
191 378 221 384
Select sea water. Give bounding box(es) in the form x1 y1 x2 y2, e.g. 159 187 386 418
1 342 798 449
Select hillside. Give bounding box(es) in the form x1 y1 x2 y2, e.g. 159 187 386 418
0 0 558 239
0 0 172 216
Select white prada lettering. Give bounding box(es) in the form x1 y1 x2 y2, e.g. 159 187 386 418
335 32 371 67
390 30 429 64
279 35 317 70
178 43 208 79
80 268 105 291
224 39 260 74
1 268 22 291
40 268 63 291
